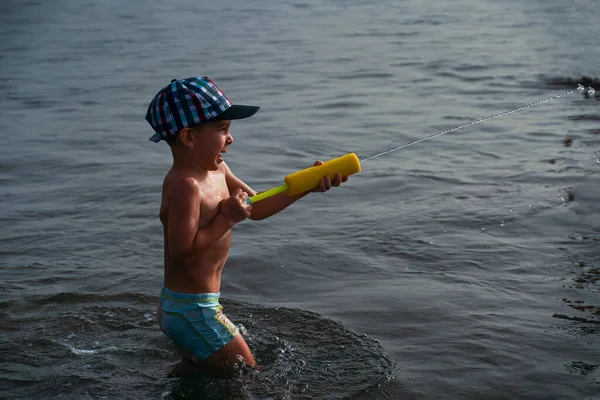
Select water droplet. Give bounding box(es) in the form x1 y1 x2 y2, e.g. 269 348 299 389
577 84 585 92
481 227 485 231
589 87 596 96
528 204 532 207
500 221 505 226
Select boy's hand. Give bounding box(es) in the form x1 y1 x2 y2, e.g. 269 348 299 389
310 160 349 193
220 188 252 223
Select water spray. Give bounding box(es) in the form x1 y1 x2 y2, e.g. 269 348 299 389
247 86 594 205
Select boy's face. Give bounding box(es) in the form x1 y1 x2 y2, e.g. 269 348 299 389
188 120 233 171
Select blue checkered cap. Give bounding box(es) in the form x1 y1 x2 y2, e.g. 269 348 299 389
145 76 260 143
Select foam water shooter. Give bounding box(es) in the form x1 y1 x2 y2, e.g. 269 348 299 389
246 153 361 204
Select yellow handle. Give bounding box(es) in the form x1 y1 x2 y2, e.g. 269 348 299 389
246 153 361 204
246 184 288 205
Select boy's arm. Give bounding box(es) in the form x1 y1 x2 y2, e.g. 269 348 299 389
223 161 348 221
247 191 309 220
166 177 237 262
222 161 304 220
221 161 257 198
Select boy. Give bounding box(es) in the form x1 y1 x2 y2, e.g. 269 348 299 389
145 76 348 369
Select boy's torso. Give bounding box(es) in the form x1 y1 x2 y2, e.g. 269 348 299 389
160 165 232 293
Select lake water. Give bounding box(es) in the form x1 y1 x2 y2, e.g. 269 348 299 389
1 0 599 398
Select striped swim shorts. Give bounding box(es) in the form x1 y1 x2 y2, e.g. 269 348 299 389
158 286 239 360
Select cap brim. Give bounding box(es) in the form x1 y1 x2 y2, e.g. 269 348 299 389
212 104 260 121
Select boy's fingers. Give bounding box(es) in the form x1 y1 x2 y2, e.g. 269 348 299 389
332 173 342 186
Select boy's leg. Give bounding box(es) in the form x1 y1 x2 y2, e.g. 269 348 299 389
207 334 257 367
158 293 256 368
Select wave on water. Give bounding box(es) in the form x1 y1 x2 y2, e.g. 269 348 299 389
0 292 399 399
553 232 600 337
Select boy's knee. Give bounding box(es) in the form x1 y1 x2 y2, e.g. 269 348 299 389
208 335 257 367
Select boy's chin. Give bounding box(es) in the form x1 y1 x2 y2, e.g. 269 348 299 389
197 155 222 171
205 157 222 171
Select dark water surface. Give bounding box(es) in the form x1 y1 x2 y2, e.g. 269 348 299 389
1 0 599 398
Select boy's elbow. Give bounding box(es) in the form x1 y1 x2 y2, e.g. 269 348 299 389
249 212 267 221
170 241 202 260
190 237 215 251
169 246 192 263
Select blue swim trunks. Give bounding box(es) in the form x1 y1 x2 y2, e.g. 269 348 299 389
158 286 240 360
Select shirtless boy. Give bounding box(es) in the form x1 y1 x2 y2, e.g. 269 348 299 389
145 76 348 368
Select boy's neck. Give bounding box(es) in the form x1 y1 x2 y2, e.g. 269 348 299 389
170 148 210 180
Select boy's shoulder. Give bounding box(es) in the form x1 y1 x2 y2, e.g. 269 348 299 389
218 161 232 176
163 168 202 197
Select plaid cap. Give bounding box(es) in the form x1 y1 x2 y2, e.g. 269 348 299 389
145 76 260 143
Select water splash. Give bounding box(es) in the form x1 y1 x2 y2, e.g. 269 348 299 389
63 343 118 355
577 83 597 98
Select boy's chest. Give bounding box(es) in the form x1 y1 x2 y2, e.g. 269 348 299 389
198 174 229 226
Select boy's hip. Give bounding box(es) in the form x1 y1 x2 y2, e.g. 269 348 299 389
157 286 239 359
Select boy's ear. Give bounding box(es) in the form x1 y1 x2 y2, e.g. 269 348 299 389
179 127 195 148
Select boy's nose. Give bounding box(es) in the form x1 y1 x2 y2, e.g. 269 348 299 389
226 135 234 145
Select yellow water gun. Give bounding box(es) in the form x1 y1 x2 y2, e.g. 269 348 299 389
246 153 362 204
